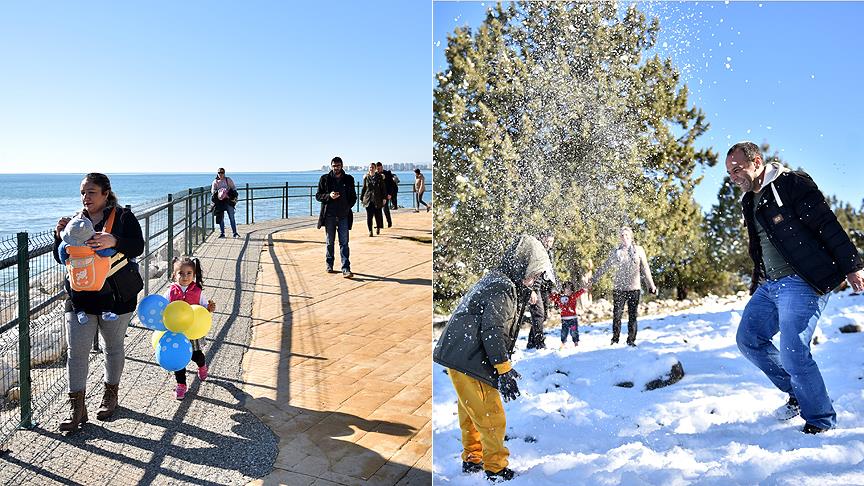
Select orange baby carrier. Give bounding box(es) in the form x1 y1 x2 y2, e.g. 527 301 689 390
65 210 122 292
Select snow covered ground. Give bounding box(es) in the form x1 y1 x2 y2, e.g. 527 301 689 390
433 291 864 485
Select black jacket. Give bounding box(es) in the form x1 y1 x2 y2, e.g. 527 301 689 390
743 169 863 295
53 206 145 315
315 171 356 229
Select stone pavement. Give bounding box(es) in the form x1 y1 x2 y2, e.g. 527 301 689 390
242 210 432 486
0 210 431 485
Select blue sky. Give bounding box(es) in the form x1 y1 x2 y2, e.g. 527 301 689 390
434 1 864 211
0 1 431 173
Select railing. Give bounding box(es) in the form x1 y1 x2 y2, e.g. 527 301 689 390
0 180 432 445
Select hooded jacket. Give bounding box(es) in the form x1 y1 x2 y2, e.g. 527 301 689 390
433 235 552 387
742 162 863 294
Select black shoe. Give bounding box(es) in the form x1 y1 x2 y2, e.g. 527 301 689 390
803 423 828 434
611 338 619 345
387 222 391 228
326 267 335 274
233 233 240 238
462 461 483 474
626 342 637 347
342 269 353 278
485 468 515 482
377 227 381 234
369 231 373 237
218 233 225 238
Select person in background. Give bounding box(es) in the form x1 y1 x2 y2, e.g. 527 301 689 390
590 226 657 347
211 168 239 238
376 162 393 228
360 163 385 236
414 168 429 212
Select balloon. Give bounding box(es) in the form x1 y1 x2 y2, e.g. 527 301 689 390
155 332 193 371
184 305 212 341
163 300 193 333
138 294 168 331
151 330 165 350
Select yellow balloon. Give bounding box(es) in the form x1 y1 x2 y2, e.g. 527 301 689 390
163 300 194 333
151 330 166 350
185 305 212 340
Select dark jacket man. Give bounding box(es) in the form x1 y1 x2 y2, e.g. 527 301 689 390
316 170 356 230
742 162 863 294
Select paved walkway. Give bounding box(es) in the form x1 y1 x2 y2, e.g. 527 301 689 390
0 210 431 485
243 211 432 486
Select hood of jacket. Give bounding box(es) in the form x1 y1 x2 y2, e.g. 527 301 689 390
498 235 553 286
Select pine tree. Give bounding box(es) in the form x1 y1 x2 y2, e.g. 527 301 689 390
434 2 717 308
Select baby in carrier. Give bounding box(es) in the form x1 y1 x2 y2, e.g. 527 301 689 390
59 215 119 324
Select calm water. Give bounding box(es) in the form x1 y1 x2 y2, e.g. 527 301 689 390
2 171 431 238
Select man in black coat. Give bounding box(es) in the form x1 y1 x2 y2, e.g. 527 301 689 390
375 162 393 228
316 156 357 278
726 141 864 434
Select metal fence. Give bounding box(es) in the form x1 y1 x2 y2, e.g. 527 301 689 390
0 180 431 445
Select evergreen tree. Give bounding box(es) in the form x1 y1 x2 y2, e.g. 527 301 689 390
433 2 717 308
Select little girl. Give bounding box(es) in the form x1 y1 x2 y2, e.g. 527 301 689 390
165 256 216 399
549 281 586 348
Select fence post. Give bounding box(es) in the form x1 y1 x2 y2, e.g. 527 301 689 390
245 183 250 225
309 187 313 217
250 187 254 224
283 183 287 219
144 215 150 295
167 194 174 277
185 189 193 256
16 233 33 429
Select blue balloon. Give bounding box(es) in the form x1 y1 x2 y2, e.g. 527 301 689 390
138 294 168 331
155 332 193 372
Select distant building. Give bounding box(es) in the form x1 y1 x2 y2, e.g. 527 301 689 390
319 161 432 172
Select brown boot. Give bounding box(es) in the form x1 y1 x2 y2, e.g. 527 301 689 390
59 391 88 432
96 383 118 420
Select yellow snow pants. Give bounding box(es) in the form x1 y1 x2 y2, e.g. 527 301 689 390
448 368 509 473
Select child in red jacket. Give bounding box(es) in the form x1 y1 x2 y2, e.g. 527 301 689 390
550 281 586 348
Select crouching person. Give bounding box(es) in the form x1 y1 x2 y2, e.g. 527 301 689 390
433 235 552 482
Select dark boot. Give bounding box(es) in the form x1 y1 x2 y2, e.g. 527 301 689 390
96 383 119 420
462 461 484 473
59 391 88 432
486 467 515 482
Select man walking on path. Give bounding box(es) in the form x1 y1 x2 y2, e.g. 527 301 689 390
590 226 656 346
726 141 864 434
376 162 393 228
316 156 357 278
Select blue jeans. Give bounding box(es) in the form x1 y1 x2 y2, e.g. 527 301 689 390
324 215 350 271
219 204 237 236
561 318 579 343
736 274 835 429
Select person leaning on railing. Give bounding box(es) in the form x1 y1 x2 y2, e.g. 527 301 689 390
52 173 145 433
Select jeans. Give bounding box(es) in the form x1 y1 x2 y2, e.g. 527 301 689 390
324 215 350 271
561 318 579 343
218 204 237 236
382 200 392 226
66 312 132 392
736 274 835 429
612 289 640 344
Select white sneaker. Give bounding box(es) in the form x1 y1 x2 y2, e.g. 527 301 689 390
773 396 800 421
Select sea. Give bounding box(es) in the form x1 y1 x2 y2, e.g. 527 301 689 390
1 170 432 239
